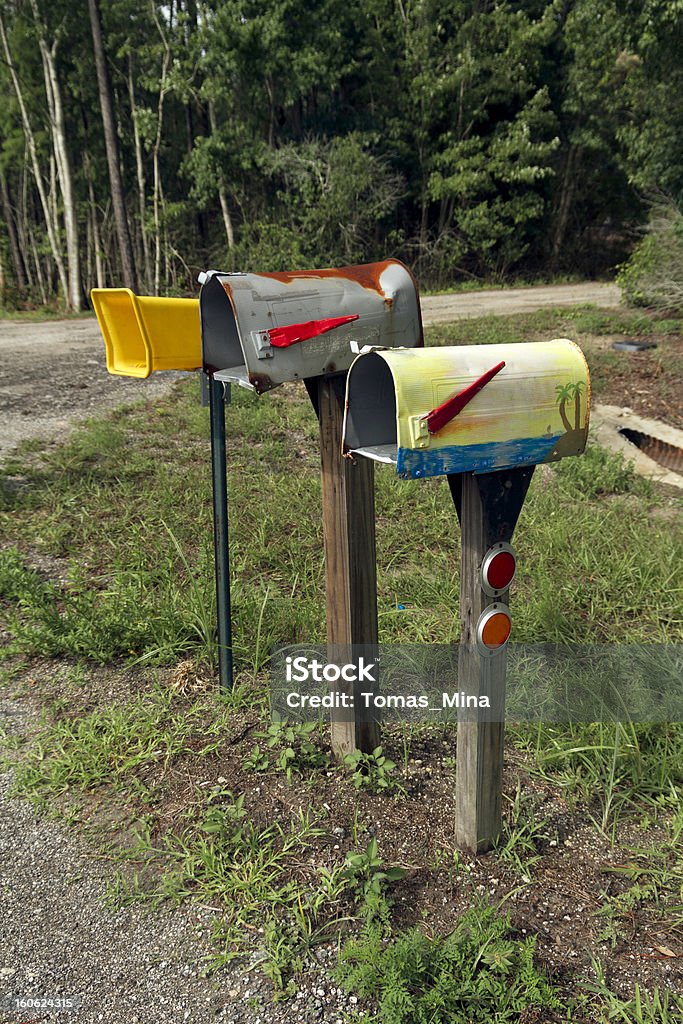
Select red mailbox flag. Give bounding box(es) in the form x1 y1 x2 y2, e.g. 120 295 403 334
424 360 506 434
267 314 359 348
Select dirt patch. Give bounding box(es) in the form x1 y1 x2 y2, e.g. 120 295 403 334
584 332 683 429
0 317 190 461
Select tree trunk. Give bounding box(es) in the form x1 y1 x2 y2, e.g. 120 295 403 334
87 0 138 292
88 178 105 289
27 219 48 305
18 158 35 291
0 9 69 305
30 5 82 310
127 61 151 292
152 75 169 296
0 166 28 293
208 102 235 251
551 143 579 268
150 5 172 295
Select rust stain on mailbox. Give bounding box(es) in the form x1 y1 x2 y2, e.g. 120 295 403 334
201 259 422 393
257 259 401 297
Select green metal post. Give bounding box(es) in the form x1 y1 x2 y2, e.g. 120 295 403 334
209 374 233 691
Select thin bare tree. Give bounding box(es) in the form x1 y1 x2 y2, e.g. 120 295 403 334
87 0 138 292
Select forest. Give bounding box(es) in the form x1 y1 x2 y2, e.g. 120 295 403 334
0 0 682 310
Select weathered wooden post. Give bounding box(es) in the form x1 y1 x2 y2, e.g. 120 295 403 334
198 261 422 754
449 469 532 852
317 374 380 757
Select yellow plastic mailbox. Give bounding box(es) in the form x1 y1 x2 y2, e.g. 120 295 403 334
91 288 201 378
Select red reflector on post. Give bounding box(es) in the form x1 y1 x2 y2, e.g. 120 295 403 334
480 542 517 596
476 604 512 656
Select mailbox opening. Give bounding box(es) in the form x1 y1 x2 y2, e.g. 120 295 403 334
200 275 254 390
343 353 398 463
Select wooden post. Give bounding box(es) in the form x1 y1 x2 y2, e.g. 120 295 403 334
449 468 534 853
317 375 380 759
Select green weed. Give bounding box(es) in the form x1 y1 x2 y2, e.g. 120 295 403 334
243 720 330 780
596 807 683 942
494 783 553 879
336 904 564 1024
344 746 403 795
585 961 683 1023
343 838 406 902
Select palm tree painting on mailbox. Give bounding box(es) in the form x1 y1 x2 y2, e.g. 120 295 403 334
342 339 590 478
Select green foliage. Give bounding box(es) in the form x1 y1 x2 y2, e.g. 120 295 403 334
336 905 563 1024
343 838 406 902
243 720 330 780
344 746 402 795
5 0 679 303
618 196 683 310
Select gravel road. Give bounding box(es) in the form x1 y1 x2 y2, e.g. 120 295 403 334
0 701 361 1024
0 318 186 460
0 281 621 1022
420 280 619 323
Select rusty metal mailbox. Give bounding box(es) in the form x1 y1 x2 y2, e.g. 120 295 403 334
342 340 590 478
199 259 422 393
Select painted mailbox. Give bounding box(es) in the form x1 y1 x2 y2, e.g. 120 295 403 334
342 340 590 478
200 259 422 393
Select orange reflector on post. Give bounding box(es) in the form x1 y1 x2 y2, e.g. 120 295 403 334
476 604 512 656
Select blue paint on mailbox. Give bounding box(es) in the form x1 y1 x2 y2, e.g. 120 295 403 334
396 434 563 479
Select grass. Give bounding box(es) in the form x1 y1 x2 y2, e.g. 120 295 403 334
0 377 678 666
423 304 683 348
0 305 96 322
0 304 682 1016
9 681 239 800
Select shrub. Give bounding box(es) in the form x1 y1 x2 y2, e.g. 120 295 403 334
618 196 683 311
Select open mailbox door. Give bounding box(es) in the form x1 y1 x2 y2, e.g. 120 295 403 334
91 289 201 378
343 340 590 478
200 259 422 393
